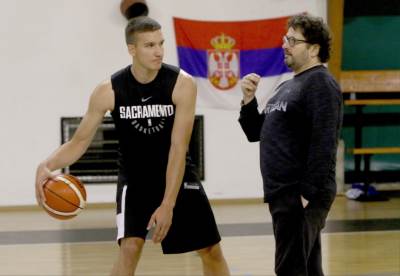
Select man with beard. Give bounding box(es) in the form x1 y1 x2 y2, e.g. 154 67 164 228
238 14 343 276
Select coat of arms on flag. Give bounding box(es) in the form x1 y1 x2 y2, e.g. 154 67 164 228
174 16 293 110
208 33 239 90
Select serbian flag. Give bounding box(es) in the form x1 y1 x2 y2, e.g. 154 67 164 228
174 16 293 110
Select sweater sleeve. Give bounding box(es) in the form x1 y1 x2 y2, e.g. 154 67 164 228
238 98 265 142
299 74 343 201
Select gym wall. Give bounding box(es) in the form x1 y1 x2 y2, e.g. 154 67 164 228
0 0 326 206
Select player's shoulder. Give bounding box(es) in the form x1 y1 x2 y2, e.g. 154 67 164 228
161 63 180 74
177 68 195 86
90 79 114 111
111 65 130 80
175 71 196 94
94 79 113 95
172 68 196 104
161 63 193 82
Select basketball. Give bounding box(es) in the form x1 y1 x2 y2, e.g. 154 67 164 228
120 0 148 19
42 174 87 220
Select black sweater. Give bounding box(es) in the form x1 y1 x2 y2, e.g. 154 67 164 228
239 65 343 205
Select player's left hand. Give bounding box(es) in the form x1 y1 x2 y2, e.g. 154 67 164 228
147 203 174 243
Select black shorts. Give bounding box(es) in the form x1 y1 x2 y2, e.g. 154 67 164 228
116 174 221 254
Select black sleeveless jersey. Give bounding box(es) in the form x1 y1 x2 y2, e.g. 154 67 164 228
111 63 179 190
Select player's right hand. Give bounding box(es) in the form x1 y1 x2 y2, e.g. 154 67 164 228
241 73 261 105
35 163 54 206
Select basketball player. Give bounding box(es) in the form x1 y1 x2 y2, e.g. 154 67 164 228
239 14 343 276
35 16 230 276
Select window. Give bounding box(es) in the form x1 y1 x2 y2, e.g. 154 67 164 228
61 115 205 184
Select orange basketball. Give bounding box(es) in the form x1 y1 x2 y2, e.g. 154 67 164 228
42 174 87 220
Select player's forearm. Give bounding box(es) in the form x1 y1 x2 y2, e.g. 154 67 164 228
162 143 187 208
42 139 91 172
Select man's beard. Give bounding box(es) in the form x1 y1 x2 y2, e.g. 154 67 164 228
284 55 294 69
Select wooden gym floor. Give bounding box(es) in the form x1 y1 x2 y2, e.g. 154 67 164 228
0 195 399 276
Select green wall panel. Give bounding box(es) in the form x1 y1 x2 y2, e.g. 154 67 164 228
342 16 400 70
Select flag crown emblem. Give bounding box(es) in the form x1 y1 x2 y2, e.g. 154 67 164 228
174 16 292 109
210 33 236 50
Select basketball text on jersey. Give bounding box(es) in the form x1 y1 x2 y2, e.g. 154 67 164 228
119 104 175 135
119 104 174 119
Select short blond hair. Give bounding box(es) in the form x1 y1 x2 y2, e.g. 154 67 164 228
125 16 161 44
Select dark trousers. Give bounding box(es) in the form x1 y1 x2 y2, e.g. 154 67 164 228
268 191 331 276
